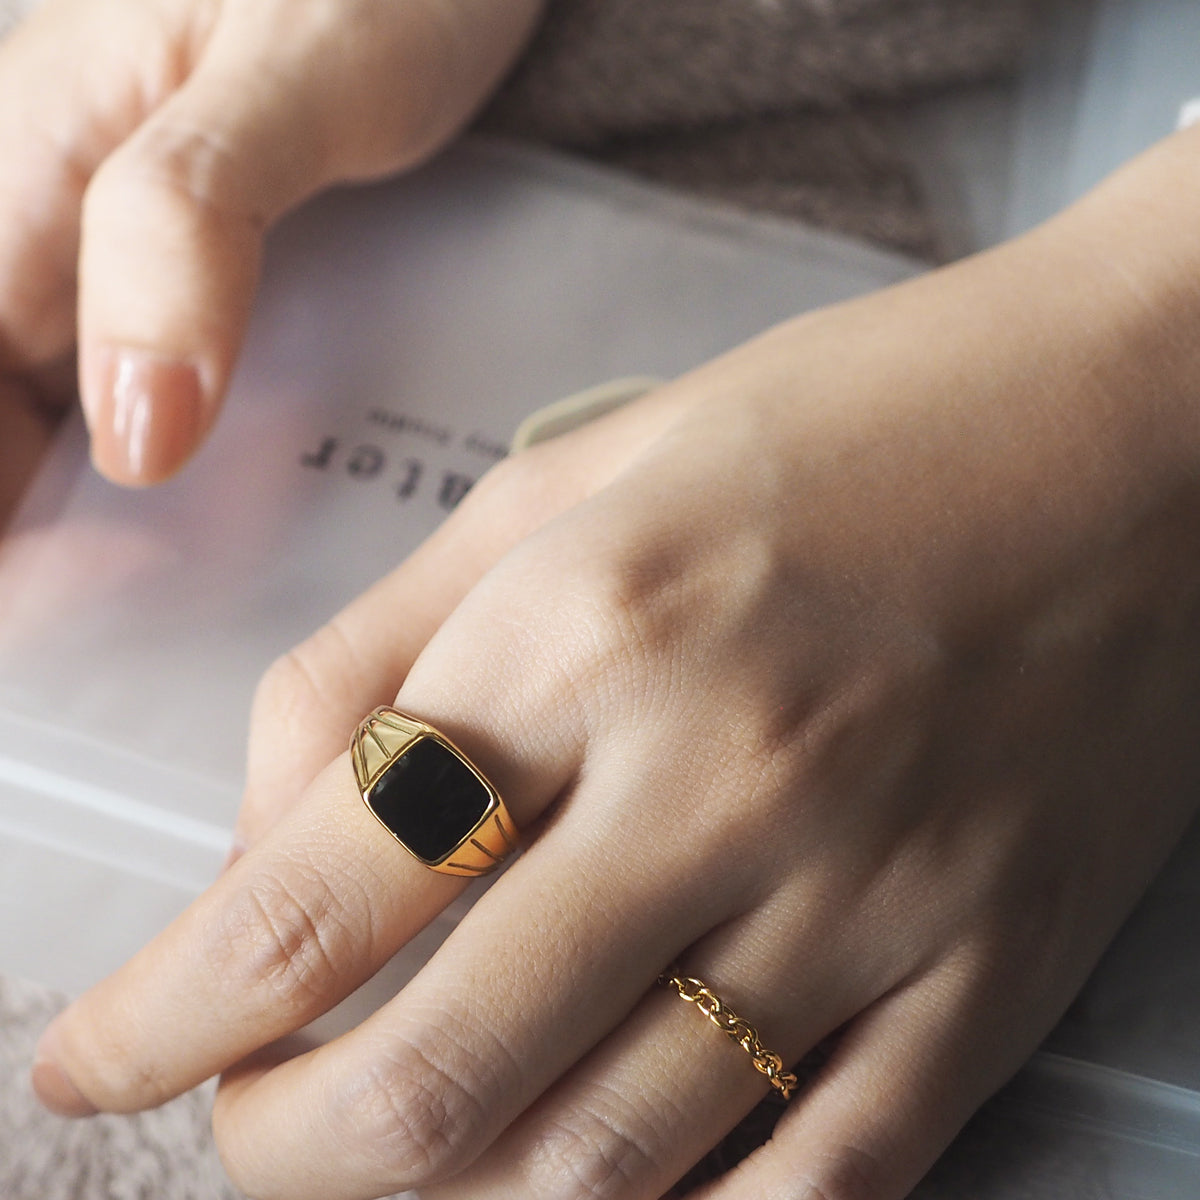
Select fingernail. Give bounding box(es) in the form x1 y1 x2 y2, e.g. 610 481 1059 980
87 348 203 485
31 1019 98 1118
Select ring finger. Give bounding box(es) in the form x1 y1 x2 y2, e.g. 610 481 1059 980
205 808 852 1200
408 904 886 1200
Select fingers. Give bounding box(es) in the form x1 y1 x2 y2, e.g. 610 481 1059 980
33 711 577 1118
207 835 890 1200
684 962 1037 1200
237 481 544 851
74 0 422 484
413 959 826 1200
33 491 631 1116
76 0 546 485
236 453 548 851
235 387 690 854
237 541 484 857
0 0 176 370
207 831 718 1198
205 800 803 1200
2 0 547 485
414 956 1027 1200
401 881 885 1200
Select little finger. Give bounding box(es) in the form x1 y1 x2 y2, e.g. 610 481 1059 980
686 959 1053 1200
416 917 887 1200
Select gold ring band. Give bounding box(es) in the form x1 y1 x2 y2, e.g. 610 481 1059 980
660 971 798 1099
351 706 518 877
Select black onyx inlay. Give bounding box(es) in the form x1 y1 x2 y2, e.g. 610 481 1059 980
368 737 492 863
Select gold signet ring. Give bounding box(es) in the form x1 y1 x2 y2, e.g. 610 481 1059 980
351 707 518 877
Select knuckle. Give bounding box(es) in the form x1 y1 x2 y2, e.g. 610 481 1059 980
575 536 684 642
205 863 366 1020
793 1145 886 1200
452 539 674 734
253 621 359 734
545 543 683 684
332 1034 492 1187
522 1098 659 1200
458 451 554 535
252 647 318 736
65 1021 176 1112
85 120 261 236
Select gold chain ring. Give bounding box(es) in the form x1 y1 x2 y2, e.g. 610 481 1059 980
660 972 798 1099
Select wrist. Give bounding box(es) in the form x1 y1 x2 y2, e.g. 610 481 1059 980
1023 124 1200 474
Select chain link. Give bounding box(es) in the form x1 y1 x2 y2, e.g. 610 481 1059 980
660 971 799 1099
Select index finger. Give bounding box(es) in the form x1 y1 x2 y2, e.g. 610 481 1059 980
31 386 688 1115
32 713 571 1116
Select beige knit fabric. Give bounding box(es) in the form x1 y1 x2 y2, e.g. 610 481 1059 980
489 0 1035 141
0 977 241 1200
483 0 1037 253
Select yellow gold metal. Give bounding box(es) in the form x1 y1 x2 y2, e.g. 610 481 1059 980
660 971 799 1099
351 706 517 877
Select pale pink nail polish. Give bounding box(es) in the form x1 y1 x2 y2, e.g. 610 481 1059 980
88 348 203 485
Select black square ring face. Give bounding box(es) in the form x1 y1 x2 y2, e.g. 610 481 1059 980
366 736 494 863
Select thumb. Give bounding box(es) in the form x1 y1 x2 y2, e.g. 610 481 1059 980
78 0 543 486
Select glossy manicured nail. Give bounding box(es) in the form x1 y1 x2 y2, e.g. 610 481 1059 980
88 348 203 485
31 1020 98 1118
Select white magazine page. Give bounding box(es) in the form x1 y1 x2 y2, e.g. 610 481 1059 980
0 140 916 991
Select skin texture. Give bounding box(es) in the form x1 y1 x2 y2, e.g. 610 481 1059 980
6 2 1200 1197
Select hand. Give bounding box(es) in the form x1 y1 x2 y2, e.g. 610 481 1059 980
31 141 1200 1199
0 0 542 487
